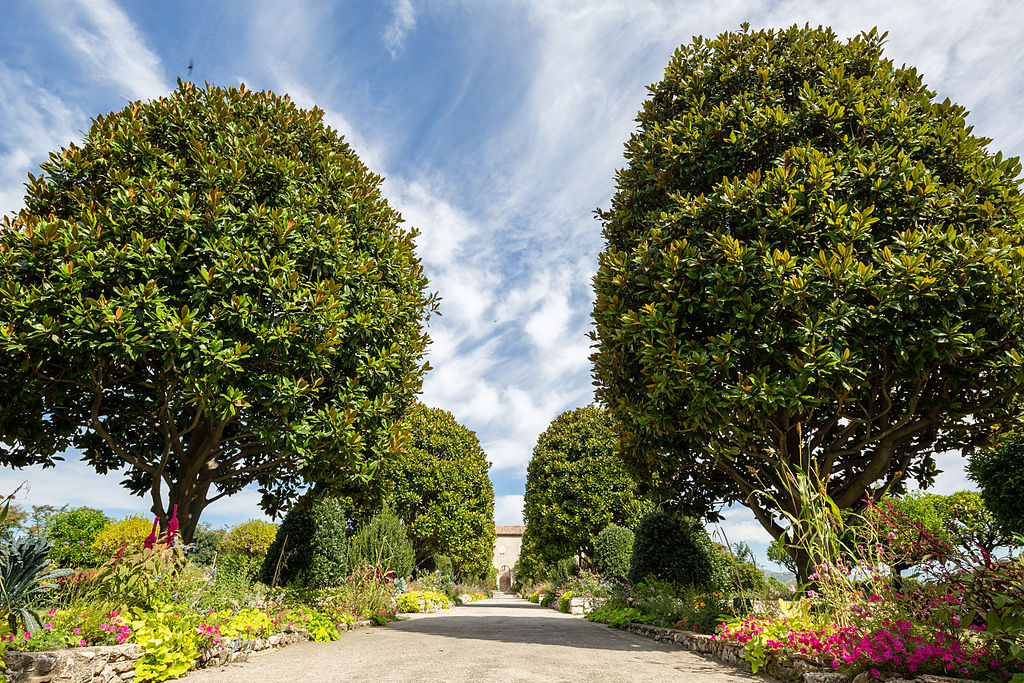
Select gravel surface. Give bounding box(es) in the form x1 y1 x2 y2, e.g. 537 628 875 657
184 593 775 682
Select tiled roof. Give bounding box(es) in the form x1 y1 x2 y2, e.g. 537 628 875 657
495 525 526 535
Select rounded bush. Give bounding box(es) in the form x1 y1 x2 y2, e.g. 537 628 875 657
968 435 1024 536
221 519 278 558
628 510 725 590
349 506 415 580
260 497 349 588
91 515 152 559
593 524 634 578
47 507 109 567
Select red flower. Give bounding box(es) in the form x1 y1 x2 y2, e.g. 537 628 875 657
144 517 158 549
165 505 179 546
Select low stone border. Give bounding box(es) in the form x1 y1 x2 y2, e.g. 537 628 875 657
622 623 987 683
2 643 143 683
1 619 377 682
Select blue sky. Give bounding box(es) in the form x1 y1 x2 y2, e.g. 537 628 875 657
2 0 1023 568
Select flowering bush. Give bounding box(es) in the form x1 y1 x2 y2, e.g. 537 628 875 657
718 467 1024 679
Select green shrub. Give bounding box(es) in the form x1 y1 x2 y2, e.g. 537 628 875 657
397 590 451 613
189 525 225 566
969 435 1024 536
629 510 726 590
715 543 768 593
260 497 350 588
47 507 109 568
432 554 454 578
91 515 152 559
349 506 415 580
540 593 556 608
222 520 277 558
593 524 634 578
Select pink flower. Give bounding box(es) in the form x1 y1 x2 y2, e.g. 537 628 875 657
23 632 30 640
78 639 86 647
43 623 53 630
73 628 81 635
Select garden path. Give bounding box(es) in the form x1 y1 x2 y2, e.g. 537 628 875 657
183 594 774 682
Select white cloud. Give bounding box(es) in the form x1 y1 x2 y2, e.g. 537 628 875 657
42 0 169 101
0 65 81 215
494 494 524 526
383 0 417 58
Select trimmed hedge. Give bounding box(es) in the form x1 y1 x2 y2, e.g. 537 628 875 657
260 498 349 588
628 510 726 590
593 524 634 578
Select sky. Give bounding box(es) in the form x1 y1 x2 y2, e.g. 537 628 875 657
1 0 1023 570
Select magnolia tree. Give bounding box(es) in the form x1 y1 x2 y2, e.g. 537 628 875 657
353 403 495 578
590 25 1024 581
523 405 651 565
0 81 437 540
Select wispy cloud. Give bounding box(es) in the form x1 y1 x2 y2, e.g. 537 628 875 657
383 0 416 58
41 0 170 101
0 64 81 215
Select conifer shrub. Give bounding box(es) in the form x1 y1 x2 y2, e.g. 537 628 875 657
593 524 634 579
629 510 726 590
260 498 350 588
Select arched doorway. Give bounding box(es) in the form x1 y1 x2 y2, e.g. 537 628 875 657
499 564 511 591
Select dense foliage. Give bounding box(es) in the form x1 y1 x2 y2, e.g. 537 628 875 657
46 507 109 567
523 406 651 564
259 497 350 588
357 404 494 577
629 509 725 590
590 24 1024 580
92 515 152 559
0 81 437 540
220 519 277 558
968 435 1024 536
593 524 634 579
349 506 415 580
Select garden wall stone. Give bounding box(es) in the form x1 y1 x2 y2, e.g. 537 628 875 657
2 643 142 683
1 619 376 683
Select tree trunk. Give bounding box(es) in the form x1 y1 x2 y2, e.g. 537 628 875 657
152 475 213 543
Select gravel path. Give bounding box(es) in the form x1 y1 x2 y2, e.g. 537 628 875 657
184 594 774 682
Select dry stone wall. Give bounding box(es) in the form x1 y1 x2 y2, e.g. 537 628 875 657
0 620 375 683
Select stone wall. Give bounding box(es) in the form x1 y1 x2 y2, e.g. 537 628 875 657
1 620 375 683
2 643 142 683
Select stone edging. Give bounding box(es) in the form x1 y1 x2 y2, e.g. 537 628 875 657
622 623 987 683
1 619 377 682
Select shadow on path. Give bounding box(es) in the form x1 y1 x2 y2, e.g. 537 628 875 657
392 612 674 653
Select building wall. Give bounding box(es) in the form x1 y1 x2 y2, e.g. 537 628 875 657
493 525 524 590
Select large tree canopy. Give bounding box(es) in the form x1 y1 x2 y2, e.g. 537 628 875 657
590 25 1024 579
0 81 437 540
354 403 495 578
523 405 651 565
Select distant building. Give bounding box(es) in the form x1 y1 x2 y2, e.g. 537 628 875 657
493 525 525 591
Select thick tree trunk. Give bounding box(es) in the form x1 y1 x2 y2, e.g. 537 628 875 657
151 475 212 543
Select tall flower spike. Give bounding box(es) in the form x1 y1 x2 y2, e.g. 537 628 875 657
165 505 179 547
143 517 158 549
